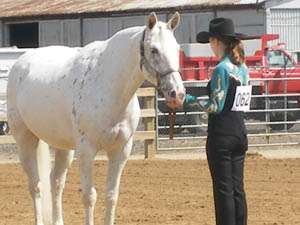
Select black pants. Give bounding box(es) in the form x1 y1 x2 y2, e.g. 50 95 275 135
206 134 248 225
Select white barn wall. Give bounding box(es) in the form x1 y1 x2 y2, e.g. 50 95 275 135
195 12 215 38
83 18 109 45
39 20 62 46
39 19 81 47
175 13 197 43
0 22 3 47
62 19 81 47
108 17 123 38
173 12 214 43
0 9 267 48
0 1 299 55
82 14 167 45
122 15 146 28
174 10 265 43
217 9 266 35
267 9 300 52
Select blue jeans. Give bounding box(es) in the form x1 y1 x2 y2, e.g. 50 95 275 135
206 134 248 225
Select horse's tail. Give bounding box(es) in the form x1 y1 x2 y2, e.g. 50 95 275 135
37 140 52 225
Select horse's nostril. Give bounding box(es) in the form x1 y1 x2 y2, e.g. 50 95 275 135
170 90 176 98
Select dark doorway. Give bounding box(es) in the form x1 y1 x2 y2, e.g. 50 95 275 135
9 23 39 48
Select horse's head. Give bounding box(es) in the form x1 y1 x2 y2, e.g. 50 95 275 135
140 12 185 109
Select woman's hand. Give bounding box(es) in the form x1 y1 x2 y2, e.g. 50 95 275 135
182 94 204 112
166 99 183 110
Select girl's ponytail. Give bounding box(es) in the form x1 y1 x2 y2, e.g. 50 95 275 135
223 38 245 65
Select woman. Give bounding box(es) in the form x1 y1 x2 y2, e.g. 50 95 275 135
183 18 249 225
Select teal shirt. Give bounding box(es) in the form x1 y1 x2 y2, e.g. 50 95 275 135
183 56 249 113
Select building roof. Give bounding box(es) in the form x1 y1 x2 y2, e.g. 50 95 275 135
0 0 268 19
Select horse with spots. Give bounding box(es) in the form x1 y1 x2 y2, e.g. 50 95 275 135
7 12 185 225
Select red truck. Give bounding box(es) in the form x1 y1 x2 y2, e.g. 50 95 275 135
179 34 300 130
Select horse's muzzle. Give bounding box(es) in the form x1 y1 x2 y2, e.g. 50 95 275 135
160 72 185 109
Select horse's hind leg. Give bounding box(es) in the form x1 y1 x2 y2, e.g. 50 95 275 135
50 148 74 225
105 138 133 225
12 126 44 225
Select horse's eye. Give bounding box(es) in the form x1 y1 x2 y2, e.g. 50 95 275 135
151 48 159 55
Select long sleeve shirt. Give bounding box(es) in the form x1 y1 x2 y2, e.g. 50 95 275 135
183 56 249 114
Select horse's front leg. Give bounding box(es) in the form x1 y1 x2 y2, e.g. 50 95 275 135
77 138 98 225
105 138 133 225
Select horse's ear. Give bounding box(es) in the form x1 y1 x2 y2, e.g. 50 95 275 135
167 12 180 31
147 12 157 30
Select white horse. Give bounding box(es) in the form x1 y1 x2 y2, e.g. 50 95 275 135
7 12 185 225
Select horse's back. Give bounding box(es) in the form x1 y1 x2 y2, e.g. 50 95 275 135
7 46 79 149
13 46 78 80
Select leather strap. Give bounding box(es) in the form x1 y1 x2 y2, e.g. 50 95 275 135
168 110 176 140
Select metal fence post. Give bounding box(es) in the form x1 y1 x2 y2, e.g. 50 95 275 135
265 78 270 144
283 65 288 131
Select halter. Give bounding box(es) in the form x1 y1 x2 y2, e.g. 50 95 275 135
139 29 179 140
139 29 178 88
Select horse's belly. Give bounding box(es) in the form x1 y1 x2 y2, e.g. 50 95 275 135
17 83 75 150
19 105 75 149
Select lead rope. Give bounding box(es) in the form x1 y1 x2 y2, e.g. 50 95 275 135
168 110 176 140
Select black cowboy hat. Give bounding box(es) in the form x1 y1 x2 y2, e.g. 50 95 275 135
196 17 247 43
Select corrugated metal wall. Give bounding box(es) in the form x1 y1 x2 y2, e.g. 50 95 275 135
267 8 300 53
82 14 167 45
217 9 266 35
0 8 266 47
39 19 81 47
0 22 3 46
80 9 264 45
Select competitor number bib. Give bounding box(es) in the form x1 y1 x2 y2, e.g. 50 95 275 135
231 85 252 112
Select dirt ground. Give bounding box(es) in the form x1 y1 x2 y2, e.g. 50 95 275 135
0 156 299 225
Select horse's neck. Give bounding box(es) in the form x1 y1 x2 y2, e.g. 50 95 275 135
91 28 144 112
